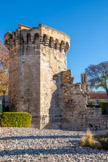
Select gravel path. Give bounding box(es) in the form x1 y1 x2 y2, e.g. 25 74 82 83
0 128 108 162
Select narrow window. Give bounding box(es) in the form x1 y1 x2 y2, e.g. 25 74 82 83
54 39 58 49
43 34 47 45
27 33 31 44
65 42 69 52
49 37 53 47
34 33 39 44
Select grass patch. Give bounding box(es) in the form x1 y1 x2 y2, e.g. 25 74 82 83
95 133 108 150
80 129 108 150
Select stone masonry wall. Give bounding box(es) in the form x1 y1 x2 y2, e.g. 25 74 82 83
61 70 108 130
5 25 41 128
61 70 88 130
86 108 108 130
4 24 107 130
4 24 70 129
40 25 70 129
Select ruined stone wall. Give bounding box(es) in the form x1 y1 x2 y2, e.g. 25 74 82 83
61 70 108 130
61 70 88 130
86 108 108 130
81 73 89 94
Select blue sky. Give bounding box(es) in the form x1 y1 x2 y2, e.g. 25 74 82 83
0 0 108 86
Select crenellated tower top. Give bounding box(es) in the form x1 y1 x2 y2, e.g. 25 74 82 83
4 24 70 53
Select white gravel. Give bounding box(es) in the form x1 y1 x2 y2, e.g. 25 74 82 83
0 128 108 162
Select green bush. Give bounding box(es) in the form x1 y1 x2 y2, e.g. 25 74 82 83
99 102 108 115
0 112 32 128
98 99 104 105
87 99 95 105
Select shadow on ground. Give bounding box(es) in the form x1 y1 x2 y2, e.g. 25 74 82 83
0 146 107 157
0 135 80 141
0 135 107 157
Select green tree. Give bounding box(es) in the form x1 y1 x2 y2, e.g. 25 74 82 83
85 61 108 95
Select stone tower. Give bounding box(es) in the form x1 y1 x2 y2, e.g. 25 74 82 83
4 24 70 129
81 73 89 94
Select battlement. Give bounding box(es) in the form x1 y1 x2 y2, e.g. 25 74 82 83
4 24 70 53
61 70 74 85
18 24 31 30
61 70 89 93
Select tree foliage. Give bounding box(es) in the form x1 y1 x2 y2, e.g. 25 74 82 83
85 61 108 94
0 40 9 95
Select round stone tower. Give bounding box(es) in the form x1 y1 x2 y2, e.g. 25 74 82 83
4 24 70 129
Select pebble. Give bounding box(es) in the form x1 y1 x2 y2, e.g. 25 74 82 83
0 128 108 161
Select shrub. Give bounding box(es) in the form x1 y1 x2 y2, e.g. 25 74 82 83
87 105 100 108
80 129 102 149
80 129 108 150
98 99 104 105
99 102 108 114
0 112 32 128
97 134 108 150
80 129 96 148
87 99 95 105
